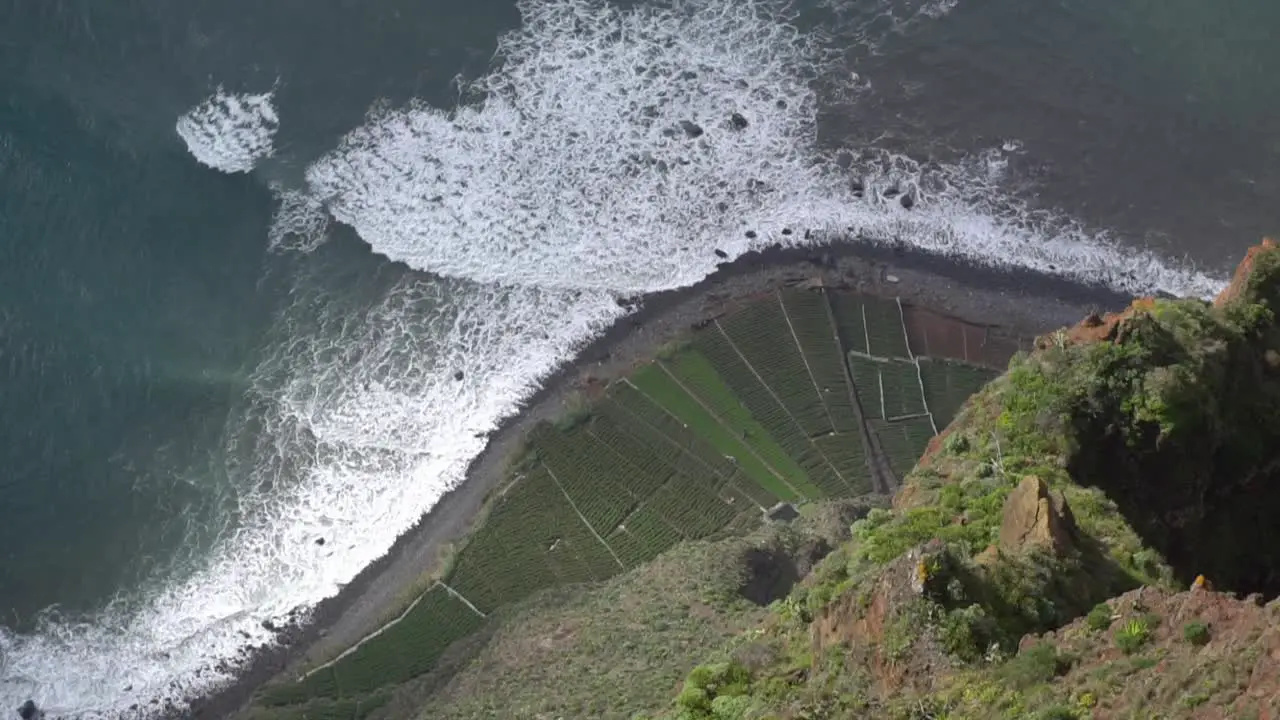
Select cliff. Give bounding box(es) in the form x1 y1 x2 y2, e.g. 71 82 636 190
662 240 1280 719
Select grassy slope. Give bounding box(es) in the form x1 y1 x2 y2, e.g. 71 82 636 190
241 287 1006 718
655 242 1280 719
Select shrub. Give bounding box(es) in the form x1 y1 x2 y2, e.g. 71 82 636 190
1037 706 1079 720
1114 617 1152 654
1183 620 1211 647
678 662 753 719
1085 602 1113 632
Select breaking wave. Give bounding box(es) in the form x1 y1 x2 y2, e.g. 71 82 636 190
5 0 1229 715
175 88 280 174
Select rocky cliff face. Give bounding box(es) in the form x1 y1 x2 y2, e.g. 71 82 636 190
666 240 1280 719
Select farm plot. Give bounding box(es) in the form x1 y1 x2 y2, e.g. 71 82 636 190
266 583 487 702
901 304 1025 368
719 301 834 438
862 296 911 358
829 293 870 355
870 415 939 480
846 353 885 420
531 425 638 533
602 385 771 510
919 358 999 430
693 326 848 497
647 477 737 539
606 503 685 567
628 364 791 502
780 289 864 435
661 350 819 498
880 358 929 420
446 466 619 610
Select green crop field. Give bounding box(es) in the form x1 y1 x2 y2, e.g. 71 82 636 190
249 288 1011 716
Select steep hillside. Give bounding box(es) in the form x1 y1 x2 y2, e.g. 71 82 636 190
243 286 1018 719
653 240 1280 719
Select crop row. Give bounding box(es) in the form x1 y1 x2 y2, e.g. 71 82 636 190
607 503 685 567
628 365 788 502
870 415 938 480
531 425 639 533
692 327 848 498
919 358 998 429
719 301 834 438
880 358 928 420
607 383 739 480
780 289 865 435
262 583 487 703
660 351 821 498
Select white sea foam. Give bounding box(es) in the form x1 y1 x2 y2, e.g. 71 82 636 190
0 276 622 716
4 0 1233 714
176 87 279 174
306 0 1221 299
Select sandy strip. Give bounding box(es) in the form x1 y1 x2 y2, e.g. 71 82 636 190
182 240 1130 719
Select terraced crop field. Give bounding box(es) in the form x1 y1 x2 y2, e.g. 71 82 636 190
251 288 1014 715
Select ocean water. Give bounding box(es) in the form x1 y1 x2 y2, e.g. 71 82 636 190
0 0 1272 714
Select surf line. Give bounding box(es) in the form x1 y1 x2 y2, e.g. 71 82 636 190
298 580 486 682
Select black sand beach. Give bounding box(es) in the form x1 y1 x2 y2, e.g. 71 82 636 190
178 238 1132 719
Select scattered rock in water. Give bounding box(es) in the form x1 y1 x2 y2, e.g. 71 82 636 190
835 151 854 170
729 112 749 130
679 120 704 138
776 99 788 110
882 186 901 199
714 248 729 259
715 201 729 213
899 193 915 210
453 370 464 381
262 619 278 632
781 228 793 236
314 537 326 546
745 230 758 239
17 700 38 720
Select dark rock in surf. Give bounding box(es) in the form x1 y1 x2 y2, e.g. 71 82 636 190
453 370 465 381
900 193 915 210
314 537 326 546
745 230 758 240
883 186 901 199
17 700 38 720
262 619 278 632
729 112 749 131
781 228 793 236
835 151 854 170
679 120 704 138
714 248 729 259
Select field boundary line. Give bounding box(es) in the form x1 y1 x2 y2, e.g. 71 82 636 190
654 361 803 501
299 582 438 682
439 581 487 619
776 290 840 433
543 463 626 570
714 320 852 491
897 297 938 436
621 378 770 509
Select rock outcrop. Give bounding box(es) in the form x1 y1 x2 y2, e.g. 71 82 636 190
665 240 1280 719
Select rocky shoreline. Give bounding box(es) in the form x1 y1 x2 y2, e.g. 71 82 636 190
171 237 1133 720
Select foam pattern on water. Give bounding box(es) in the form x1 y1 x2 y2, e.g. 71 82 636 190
0 273 621 715
176 88 279 174
4 0 1233 714
307 0 1222 299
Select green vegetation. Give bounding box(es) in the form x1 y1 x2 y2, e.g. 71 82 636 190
1182 620 1211 646
1114 616 1154 655
246 288 1003 717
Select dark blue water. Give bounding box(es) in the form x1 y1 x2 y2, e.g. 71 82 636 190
0 0 1277 712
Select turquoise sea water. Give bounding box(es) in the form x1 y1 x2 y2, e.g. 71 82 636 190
0 0 1276 713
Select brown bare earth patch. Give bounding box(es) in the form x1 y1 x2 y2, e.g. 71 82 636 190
902 304 1028 367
